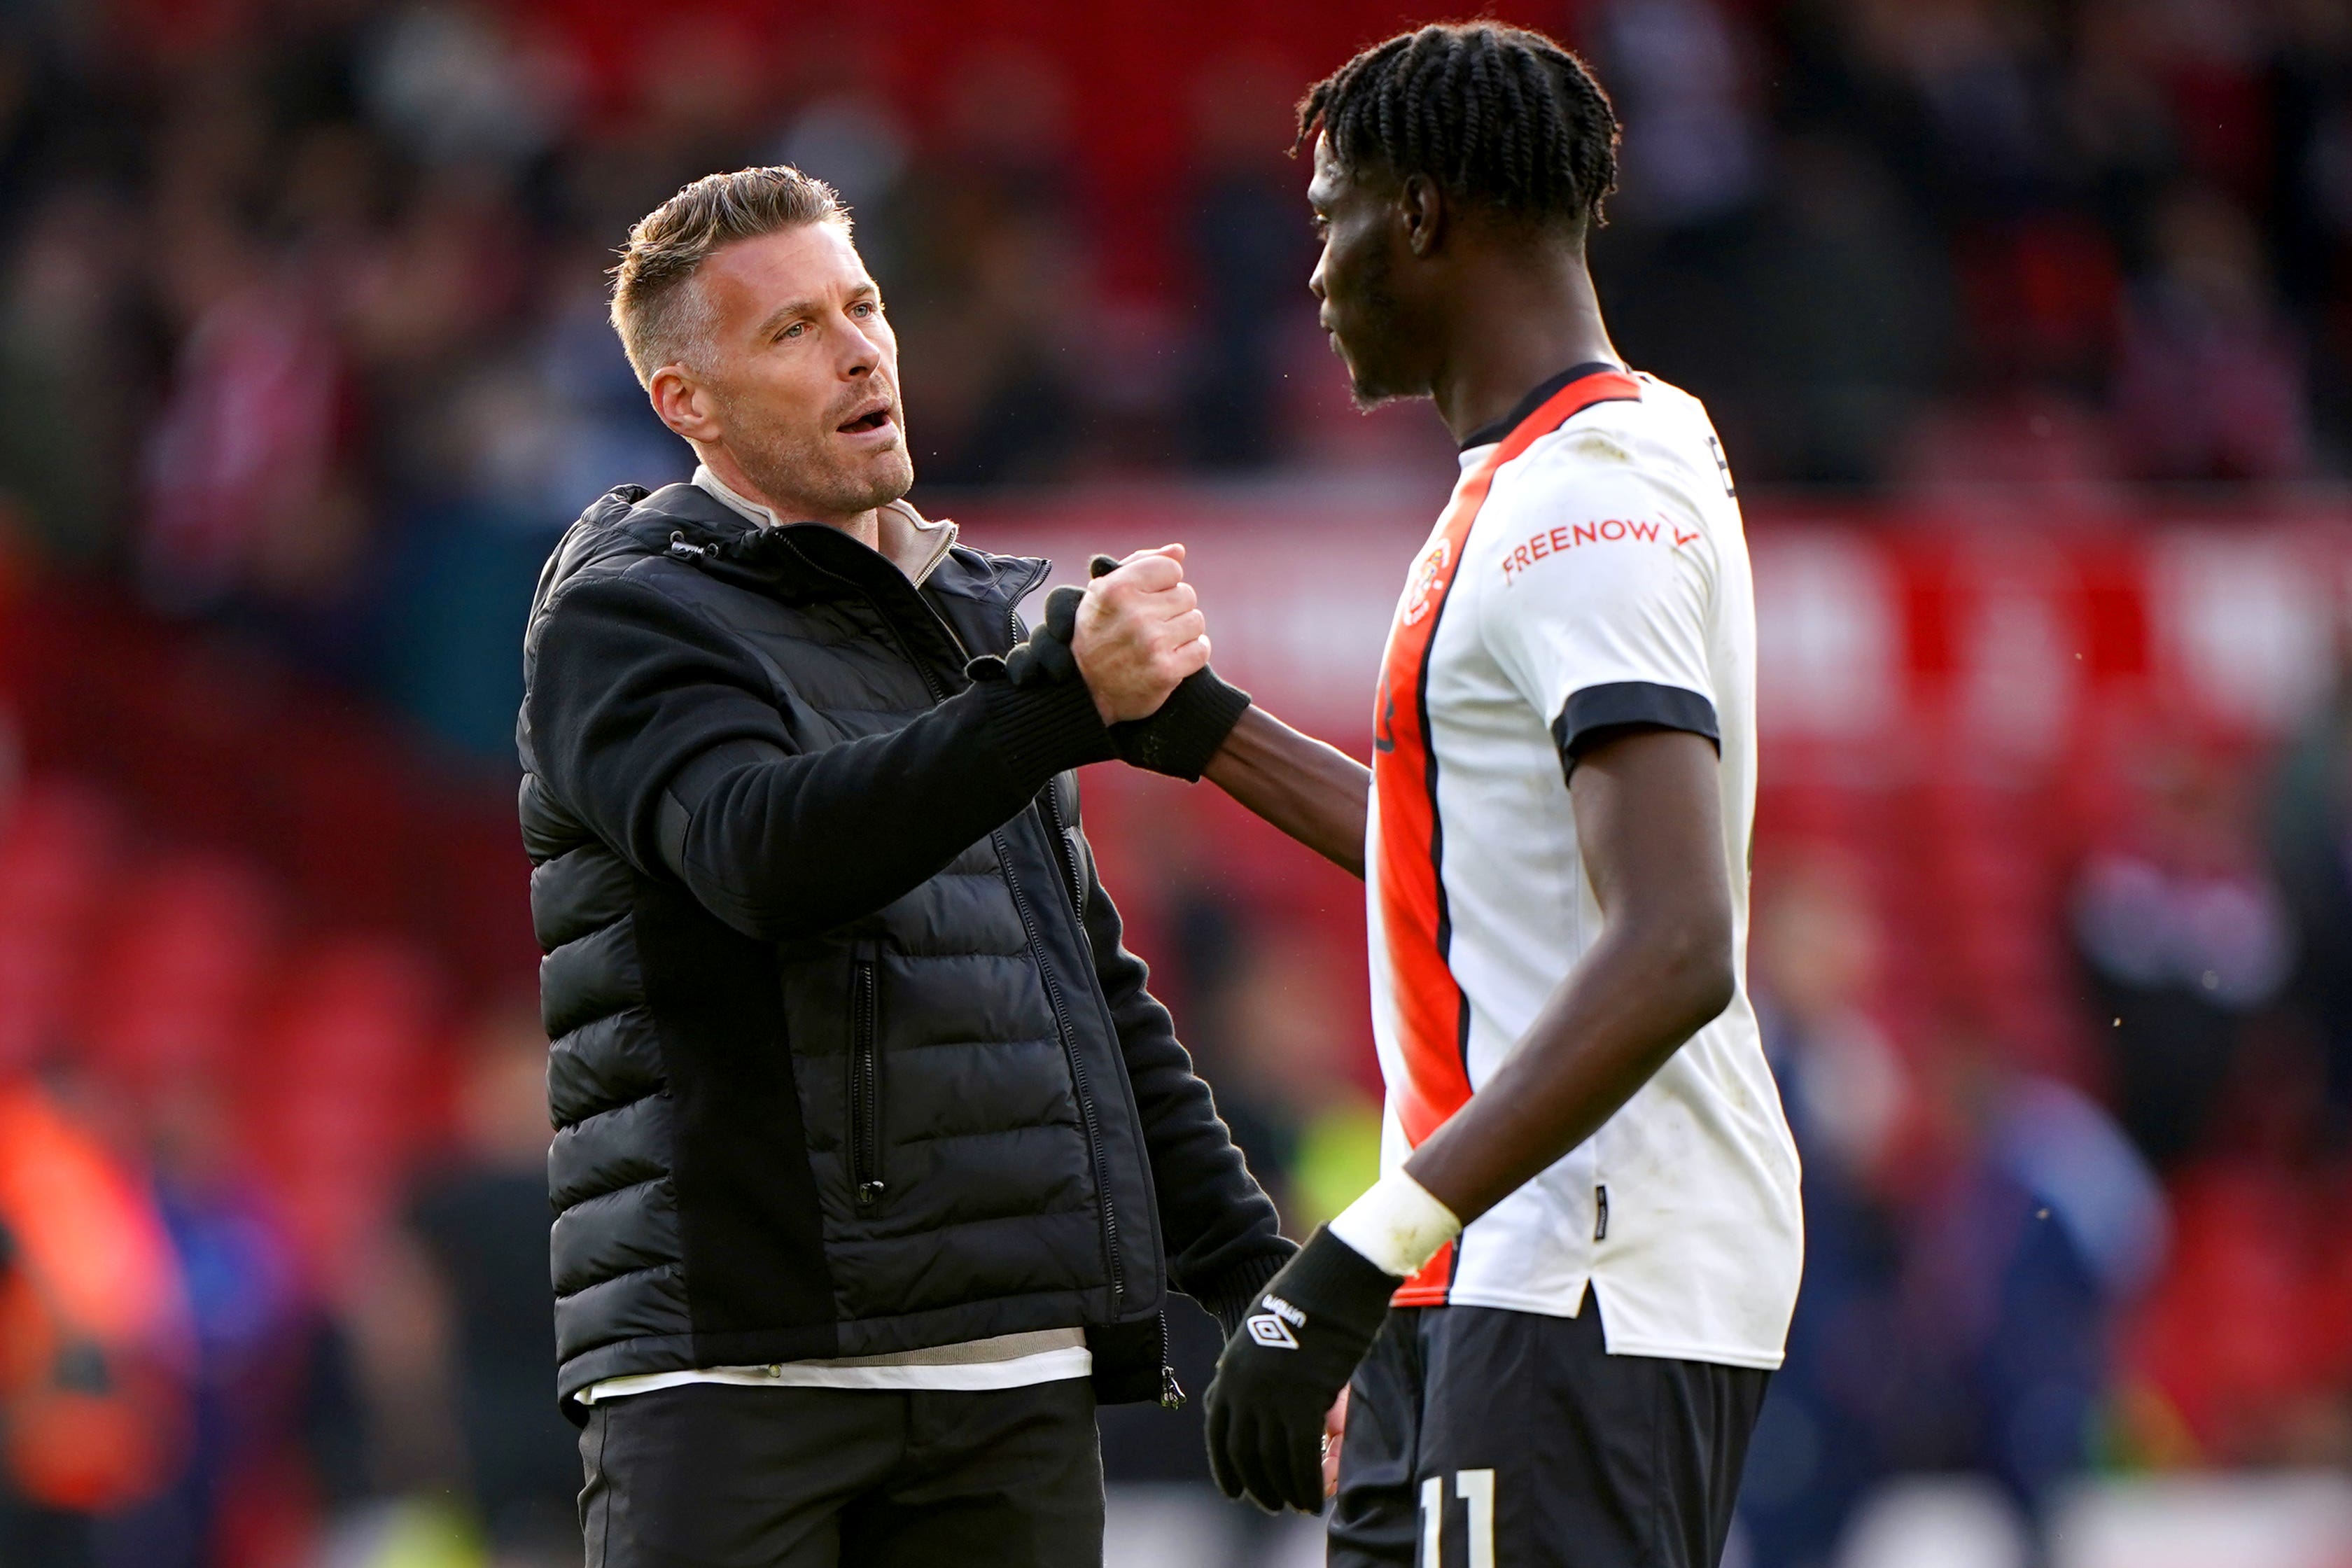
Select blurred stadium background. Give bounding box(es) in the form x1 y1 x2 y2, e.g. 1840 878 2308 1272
0 0 2350 1565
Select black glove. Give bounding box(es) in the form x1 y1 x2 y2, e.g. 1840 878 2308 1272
998 583 1085 687
1203 1226 1400 1514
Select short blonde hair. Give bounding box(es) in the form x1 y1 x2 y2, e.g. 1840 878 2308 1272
608 166 850 386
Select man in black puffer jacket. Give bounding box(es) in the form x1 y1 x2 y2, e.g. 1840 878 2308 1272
519 167 1294 1566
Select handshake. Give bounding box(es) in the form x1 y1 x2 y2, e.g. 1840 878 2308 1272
986 545 1251 783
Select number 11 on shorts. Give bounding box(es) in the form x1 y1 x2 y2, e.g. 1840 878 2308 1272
1417 1469 1495 1568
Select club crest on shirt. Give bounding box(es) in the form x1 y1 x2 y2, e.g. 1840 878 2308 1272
1401 538 1454 626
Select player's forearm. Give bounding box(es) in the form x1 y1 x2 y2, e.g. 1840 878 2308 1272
1200 707 1371 878
1401 914 1733 1224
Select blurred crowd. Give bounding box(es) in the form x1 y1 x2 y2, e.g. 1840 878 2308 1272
10 633 2352 1568
0 776 579 1567
0 1 2348 1566
1725 648 2352 1568
1593 0 2352 490
0 0 2345 753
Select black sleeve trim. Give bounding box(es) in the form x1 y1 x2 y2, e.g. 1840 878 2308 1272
1551 681 1719 779
1110 666 1252 781
1194 1247 1301 1339
976 668 1118 776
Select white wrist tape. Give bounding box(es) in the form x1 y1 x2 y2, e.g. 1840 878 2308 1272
1326 1169 1463 1279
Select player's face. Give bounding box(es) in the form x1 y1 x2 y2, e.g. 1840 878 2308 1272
689 223 913 521
1307 134 1424 405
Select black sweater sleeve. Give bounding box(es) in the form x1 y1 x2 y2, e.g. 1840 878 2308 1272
528 569 1114 941
1068 802 1297 1334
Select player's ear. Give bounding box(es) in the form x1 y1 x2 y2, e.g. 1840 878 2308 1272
1399 174 1445 258
648 363 721 443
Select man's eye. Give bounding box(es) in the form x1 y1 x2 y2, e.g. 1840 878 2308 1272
780 323 806 339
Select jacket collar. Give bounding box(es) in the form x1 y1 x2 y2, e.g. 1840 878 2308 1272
690 464 964 587
617 481 1051 618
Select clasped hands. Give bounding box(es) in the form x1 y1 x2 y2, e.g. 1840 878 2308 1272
997 545 1250 783
1068 545 1210 726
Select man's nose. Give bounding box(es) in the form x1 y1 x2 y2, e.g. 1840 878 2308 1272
840 314 882 377
1308 255 1328 302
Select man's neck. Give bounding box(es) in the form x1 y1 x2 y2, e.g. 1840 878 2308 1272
1426 251 1619 446
694 449 881 551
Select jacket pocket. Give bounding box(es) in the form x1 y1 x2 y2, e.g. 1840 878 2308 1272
848 947 886 1208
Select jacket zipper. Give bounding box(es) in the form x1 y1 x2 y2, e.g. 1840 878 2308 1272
871 592 1126 1312
1009 602 1172 1394
849 955 884 1208
1156 1312 1184 1409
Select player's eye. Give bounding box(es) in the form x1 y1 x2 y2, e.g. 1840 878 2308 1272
778 322 806 340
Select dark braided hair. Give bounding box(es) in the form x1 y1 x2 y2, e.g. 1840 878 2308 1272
1296 22 1621 230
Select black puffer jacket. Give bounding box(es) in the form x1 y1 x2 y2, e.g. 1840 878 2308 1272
519 482 1292 1411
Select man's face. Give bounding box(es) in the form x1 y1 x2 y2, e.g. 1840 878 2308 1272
685 223 912 520
1306 134 1428 406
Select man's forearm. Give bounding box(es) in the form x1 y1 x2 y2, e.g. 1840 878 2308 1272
1201 707 1371 878
673 675 1112 939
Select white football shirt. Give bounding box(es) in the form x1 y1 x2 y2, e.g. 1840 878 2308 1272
1364 364 1802 1370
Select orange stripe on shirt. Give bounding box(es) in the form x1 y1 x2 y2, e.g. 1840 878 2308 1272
1371 369 1642 1306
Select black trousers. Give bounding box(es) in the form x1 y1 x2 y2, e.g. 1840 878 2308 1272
578 1379 1102 1568
1330 1298 1770 1568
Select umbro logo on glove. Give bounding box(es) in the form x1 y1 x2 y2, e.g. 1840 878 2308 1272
1245 1294 1308 1349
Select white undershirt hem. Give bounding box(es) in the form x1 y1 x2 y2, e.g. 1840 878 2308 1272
579 1344 1093 1404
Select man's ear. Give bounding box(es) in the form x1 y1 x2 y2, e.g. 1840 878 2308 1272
649 364 721 444
1399 174 1446 259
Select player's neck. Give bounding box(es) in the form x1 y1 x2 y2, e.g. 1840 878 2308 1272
1427 255 1619 446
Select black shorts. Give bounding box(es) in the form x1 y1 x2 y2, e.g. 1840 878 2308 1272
1330 1295 1769 1568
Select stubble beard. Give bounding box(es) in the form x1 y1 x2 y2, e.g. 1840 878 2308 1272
723 391 916 524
